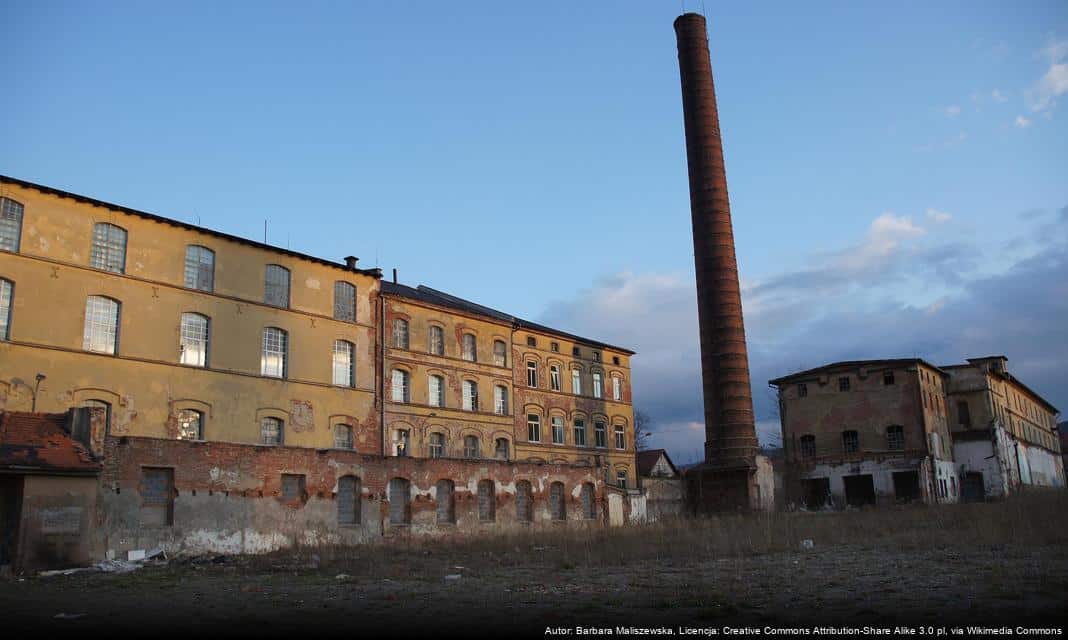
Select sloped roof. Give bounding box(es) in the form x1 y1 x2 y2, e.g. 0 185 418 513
769 358 948 386
636 448 677 477
0 412 101 475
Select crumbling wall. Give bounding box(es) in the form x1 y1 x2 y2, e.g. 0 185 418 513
15 475 98 571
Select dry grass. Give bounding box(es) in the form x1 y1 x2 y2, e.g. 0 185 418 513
248 490 1068 577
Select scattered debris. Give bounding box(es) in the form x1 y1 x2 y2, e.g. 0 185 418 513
801 539 815 550
53 613 87 620
444 574 462 582
335 574 352 581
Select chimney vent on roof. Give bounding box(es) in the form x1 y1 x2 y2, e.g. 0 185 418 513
344 256 359 269
392 268 398 284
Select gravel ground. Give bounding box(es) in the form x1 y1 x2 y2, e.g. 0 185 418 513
2 543 1065 637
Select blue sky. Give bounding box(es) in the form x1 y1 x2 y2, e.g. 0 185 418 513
4 1 1066 462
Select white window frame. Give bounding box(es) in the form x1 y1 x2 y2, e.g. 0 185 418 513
614 424 625 449
0 198 23 253
592 372 603 398
462 333 477 362
573 418 587 447
463 380 479 411
550 365 561 391
493 340 507 367
429 375 445 407
594 421 607 448
526 361 537 387
571 369 581 395
494 385 508 415
261 327 288 378
391 369 410 403
332 339 355 387
612 376 622 401
527 414 541 442
184 245 215 292
393 319 409 349
429 325 445 356
90 222 127 274
0 279 12 340
83 296 120 354
551 416 565 444
179 312 210 367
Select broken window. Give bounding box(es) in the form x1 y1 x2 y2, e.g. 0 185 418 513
180 313 210 367
389 477 410 525
478 479 495 521
494 438 509 460
493 339 507 367
184 245 215 292
334 424 353 449
392 319 409 349
334 281 356 322
429 432 445 458
799 434 816 459
581 482 596 519
428 325 444 355
527 414 541 442
550 365 561 391
337 475 361 525
264 264 290 307
883 371 895 385
81 399 112 435
436 479 455 524
616 471 628 490
261 416 283 445
83 295 120 354
332 340 355 387
573 418 587 447
838 376 850 392
886 425 904 450
394 429 410 457
594 421 607 448
261 327 287 378
140 467 174 526
462 380 479 411
429 375 445 407
494 385 508 415
551 416 565 444
549 481 566 521
177 409 203 440
526 361 538 387
516 480 533 522
391 369 410 403
462 333 477 362
90 222 127 273
464 435 480 459
281 474 306 502
550 341 559 352
842 430 859 453
0 197 24 252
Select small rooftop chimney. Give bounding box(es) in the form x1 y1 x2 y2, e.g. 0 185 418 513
392 268 398 284
344 256 359 269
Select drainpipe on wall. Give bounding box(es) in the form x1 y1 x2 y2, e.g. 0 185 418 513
378 290 386 457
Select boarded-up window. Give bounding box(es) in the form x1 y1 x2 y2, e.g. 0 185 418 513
549 482 566 521
478 479 495 521
389 477 410 525
581 482 596 519
516 480 533 522
141 467 174 526
281 474 306 502
337 475 361 525
436 479 455 523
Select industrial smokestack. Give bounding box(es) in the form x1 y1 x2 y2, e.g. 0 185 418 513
674 13 759 472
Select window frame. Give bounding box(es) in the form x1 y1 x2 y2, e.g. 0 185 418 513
429 374 445 407
462 333 477 362
550 365 561 391
334 423 354 450
526 361 538 387
176 408 204 441
264 264 291 308
261 327 288 378
462 379 479 411
261 416 284 445
83 295 121 355
332 339 355 387
594 420 607 448
392 319 409 349
573 418 587 447
527 414 541 442
494 384 508 415
333 281 357 322
428 325 445 356
184 245 215 292
0 197 24 253
614 424 626 449
551 416 565 444
391 369 410 403
0 278 12 340
842 429 859 453
90 222 128 274
179 312 210 367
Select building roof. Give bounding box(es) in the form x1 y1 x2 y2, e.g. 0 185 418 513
0 412 102 475
768 358 948 386
0 174 382 278
636 448 678 477
381 282 636 355
940 357 1059 414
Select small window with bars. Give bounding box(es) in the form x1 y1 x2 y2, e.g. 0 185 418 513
261 417 283 445
799 434 816 458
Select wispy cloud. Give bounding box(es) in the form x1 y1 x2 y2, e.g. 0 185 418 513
992 89 1008 103
1015 115 1032 128
1028 38 1068 113
927 208 953 223
944 105 962 117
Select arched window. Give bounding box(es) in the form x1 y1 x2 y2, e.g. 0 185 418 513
464 435 480 459
332 340 355 387
550 365 561 391
391 369 410 403
337 475 361 525
428 325 444 356
83 296 120 354
493 340 507 367
90 223 127 273
429 432 445 458
389 477 410 525
184 245 215 292
516 480 533 522
573 418 587 447
581 482 596 519
429 375 445 407
478 479 495 521
436 479 456 524
0 279 13 340
494 385 508 415
264 265 290 307
612 376 623 401
842 430 859 453
81 399 112 435
177 409 203 440
334 281 356 322
0 197 24 252
614 424 626 449
462 333 477 362
179 312 210 367
261 327 288 378
334 424 354 449
526 361 538 387
886 425 904 450
392 319 409 349
550 482 566 521
260 416 283 445
462 380 479 411
799 434 816 459
527 414 541 442
551 416 565 444
494 438 509 461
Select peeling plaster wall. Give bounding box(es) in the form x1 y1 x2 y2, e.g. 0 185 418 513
14 475 98 571
97 436 611 557
796 457 948 506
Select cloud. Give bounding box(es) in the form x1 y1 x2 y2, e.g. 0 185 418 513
944 105 962 117
1015 115 1032 128
536 206 1068 463
1028 38 1068 112
992 89 1008 103
926 208 952 223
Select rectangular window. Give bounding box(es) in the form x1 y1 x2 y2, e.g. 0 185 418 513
464 436 480 459
551 416 565 444
526 336 536 347
883 371 895 385
0 279 12 340
526 361 537 387
281 474 306 501
392 369 410 403
550 341 559 352
571 369 582 395
550 366 561 391
261 417 283 445
177 409 203 440
799 435 815 458
90 223 127 273
838 376 850 392
592 372 603 398
334 281 356 322
493 340 507 366
573 419 587 446
886 425 904 450
593 351 600 362
798 383 808 397
842 430 859 453
612 377 622 401
429 375 445 407
462 334 477 362
179 313 209 367
429 433 445 458
332 340 355 387
616 471 628 490
594 421 607 448
334 424 354 449
494 385 508 415
392 319 409 349
140 467 174 526
527 414 541 442
83 296 120 354
572 346 580 357
429 326 445 356
184 246 215 292
394 429 410 456
261 327 287 378
463 380 479 411
614 424 625 449
264 265 290 307
0 198 23 252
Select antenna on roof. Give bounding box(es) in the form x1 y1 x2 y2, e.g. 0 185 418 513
264 219 267 244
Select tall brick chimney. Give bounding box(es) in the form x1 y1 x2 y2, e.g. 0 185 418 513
674 13 763 509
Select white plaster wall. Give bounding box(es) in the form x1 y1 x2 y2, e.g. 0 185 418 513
953 439 1004 498
1022 442 1066 488
800 458 924 503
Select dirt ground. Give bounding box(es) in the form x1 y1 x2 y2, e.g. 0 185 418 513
2 542 1066 637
